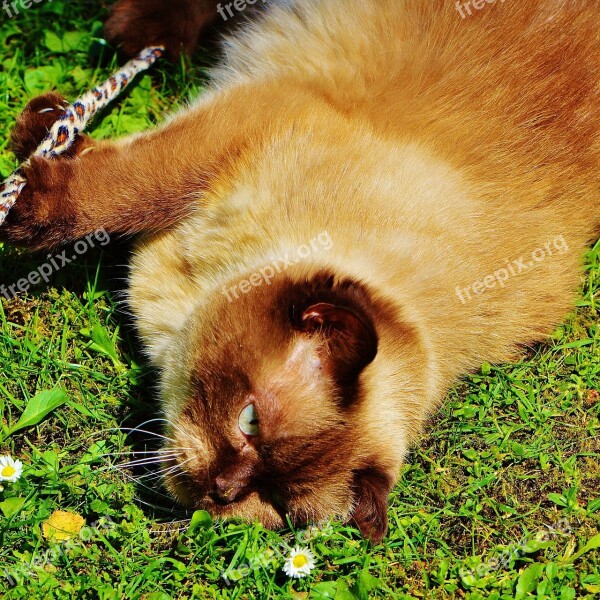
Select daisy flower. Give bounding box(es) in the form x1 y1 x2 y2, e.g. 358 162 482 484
282 546 316 579
0 455 23 483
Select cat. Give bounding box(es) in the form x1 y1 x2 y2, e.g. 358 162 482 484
1 0 599 543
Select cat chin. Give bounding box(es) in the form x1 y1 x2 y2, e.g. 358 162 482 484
163 474 287 529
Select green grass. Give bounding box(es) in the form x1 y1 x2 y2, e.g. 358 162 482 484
0 2 599 598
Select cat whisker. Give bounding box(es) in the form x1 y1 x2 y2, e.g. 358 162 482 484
159 470 190 481
138 457 195 482
89 426 177 443
158 456 195 477
123 457 183 475
118 417 188 439
98 454 182 472
124 481 198 520
110 453 181 466
134 417 190 439
122 416 173 430
117 428 177 443
132 495 191 518
113 468 182 503
135 470 181 483
97 448 193 459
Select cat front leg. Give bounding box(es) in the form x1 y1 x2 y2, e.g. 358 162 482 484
0 82 317 250
0 96 230 250
0 134 201 250
1 87 229 250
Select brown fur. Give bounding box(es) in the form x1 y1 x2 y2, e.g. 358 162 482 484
104 0 223 60
2 0 600 542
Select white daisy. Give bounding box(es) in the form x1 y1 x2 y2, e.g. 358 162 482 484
282 546 316 579
0 455 23 483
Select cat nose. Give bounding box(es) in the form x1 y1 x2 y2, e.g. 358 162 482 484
209 452 257 503
209 475 245 504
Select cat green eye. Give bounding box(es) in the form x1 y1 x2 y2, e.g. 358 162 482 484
238 403 259 437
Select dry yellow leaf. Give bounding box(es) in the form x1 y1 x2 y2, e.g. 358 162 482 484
42 510 85 542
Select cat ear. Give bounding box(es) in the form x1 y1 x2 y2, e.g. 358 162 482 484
350 467 391 544
299 302 377 383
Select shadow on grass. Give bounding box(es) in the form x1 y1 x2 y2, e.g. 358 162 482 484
0 237 196 522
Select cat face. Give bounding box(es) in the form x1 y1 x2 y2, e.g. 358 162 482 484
159 269 407 542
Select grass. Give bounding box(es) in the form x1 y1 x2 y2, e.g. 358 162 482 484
0 1 599 598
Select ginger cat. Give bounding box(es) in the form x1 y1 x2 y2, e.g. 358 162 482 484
1 0 599 542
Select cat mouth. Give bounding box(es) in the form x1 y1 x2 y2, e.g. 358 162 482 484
164 469 288 527
196 491 287 529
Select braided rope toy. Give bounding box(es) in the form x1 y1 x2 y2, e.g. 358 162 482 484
0 46 164 227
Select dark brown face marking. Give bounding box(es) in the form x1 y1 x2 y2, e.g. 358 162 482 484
160 268 408 534
209 445 258 504
350 467 393 544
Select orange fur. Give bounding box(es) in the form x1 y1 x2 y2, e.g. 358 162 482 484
2 0 599 541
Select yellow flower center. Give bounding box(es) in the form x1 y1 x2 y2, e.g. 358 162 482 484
293 554 308 568
1 466 16 477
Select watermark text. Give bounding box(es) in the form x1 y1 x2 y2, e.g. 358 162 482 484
455 235 569 304
1 228 110 301
221 231 333 303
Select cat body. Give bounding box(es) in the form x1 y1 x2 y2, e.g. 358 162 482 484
2 0 599 540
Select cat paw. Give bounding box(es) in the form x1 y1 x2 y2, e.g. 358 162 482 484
9 93 69 162
104 0 214 61
10 93 92 163
0 157 78 250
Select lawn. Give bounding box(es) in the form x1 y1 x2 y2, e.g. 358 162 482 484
0 1 599 598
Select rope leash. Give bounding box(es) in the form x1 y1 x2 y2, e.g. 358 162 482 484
0 46 164 227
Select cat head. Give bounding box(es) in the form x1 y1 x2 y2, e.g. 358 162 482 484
159 266 427 543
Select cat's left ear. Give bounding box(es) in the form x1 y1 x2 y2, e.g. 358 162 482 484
298 302 377 383
350 467 392 544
